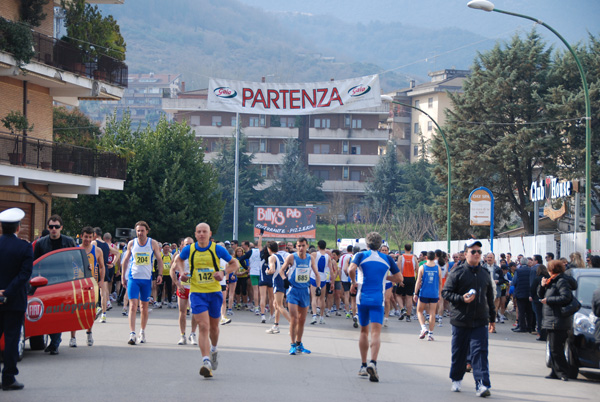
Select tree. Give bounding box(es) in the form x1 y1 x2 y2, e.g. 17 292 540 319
212 128 264 239
267 138 324 205
53 106 101 148
53 114 223 241
431 31 557 237
366 142 402 216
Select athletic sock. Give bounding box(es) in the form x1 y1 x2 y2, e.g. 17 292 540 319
210 345 217 353
202 356 210 362
361 362 367 367
370 360 377 366
274 323 279 326
181 333 185 337
296 341 301 346
421 324 427 331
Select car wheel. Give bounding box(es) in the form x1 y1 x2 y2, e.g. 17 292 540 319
29 335 48 351
545 339 552 368
17 324 25 361
564 341 579 379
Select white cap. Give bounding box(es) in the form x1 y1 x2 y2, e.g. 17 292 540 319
0 208 25 223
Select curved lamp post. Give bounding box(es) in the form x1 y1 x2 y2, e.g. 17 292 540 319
381 95 452 253
467 0 593 255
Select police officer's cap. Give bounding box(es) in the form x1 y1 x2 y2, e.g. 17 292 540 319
0 208 25 223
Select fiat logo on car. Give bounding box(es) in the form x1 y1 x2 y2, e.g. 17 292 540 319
26 298 44 322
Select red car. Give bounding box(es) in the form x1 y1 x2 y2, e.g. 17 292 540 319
1 247 99 360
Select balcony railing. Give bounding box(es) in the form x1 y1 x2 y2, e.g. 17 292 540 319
0 131 127 180
29 30 128 87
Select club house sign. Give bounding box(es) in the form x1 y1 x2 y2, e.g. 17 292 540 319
530 177 574 202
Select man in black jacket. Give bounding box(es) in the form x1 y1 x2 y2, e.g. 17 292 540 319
33 214 76 354
442 239 496 398
0 208 33 391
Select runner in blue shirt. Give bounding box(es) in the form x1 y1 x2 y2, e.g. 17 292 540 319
349 232 403 382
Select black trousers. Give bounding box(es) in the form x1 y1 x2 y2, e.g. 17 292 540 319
0 310 24 385
548 329 569 377
516 298 534 331
157 276 173 303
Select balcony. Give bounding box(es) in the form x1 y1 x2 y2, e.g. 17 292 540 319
0 132 127 185
321 180 366 193
309 128 389 141
308 153 380 166
193 125 297 140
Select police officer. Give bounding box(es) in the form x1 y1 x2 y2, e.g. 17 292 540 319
0 208 33 391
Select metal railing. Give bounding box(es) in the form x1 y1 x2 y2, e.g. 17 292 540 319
29 30 128 87
0 131 127 180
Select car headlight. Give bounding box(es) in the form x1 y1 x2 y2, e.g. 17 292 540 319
573 312 595 336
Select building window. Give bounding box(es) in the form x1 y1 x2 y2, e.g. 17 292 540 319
260 139 267 153
427 121 433 131
231 116 237 127
428 97 433 108
191 116 200 126
350 171 361 181
249 117 259 127
313 170 329 180
259 115 266 127
342 141 349 154
212 116 222 126
414 122 419 134
343 166 349 180
280 117 295 127
413 145 419 156
260 165 268 177
378 146 387 155
314 118 321 128
279 142 286 153
313 144 330 154
351 145 361 155
320 118 330 128
415 100 420 108
351 119 362 129
344 114 351 127
248 140 259 153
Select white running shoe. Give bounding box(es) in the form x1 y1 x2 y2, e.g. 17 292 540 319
254 307 260 315
451 380 462 392
311 315 317 325
210 349 218 370
138 332 146 344
383 318 389 327
128 332 136 345
358 366 368 377
419 329 428 339
427 333 435 341
199 359 213 378
69 337 77 348
107 301 112 311
178 335 187 345
319 316 326 324
99 313 106 323
261 314 266 323
220 317 232 325
266 325 280 334
86 332 94 346
476 384 491 397
188 333 198 345
366 362 379 382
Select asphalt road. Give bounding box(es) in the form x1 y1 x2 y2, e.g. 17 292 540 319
3 305 598 402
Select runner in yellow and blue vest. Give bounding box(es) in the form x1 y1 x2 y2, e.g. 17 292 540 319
174 223 238 378
157 243 174 308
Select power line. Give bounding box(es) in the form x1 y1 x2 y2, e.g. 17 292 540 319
454 116 588 126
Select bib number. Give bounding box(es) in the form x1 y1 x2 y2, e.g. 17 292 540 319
196 269 214 284
296 267 309 283
135 252 150 265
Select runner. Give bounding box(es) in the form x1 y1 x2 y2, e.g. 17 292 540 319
349 232 403 382
171 237 198 345
224 246 238 317
339 245 354 319
279 237 320 355
379 244 395 328
414 251 442 341
173 223 239 378
396 244 418 322
258 244 274 324
158 243 175 308
310 240 332 325
121 221 164 345
266 241 290 334
331 249 343 316
94 228 118 324
233 247 250 310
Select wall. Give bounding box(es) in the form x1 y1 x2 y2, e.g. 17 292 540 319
0 183 52 241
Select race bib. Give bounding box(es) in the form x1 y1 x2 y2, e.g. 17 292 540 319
325 271 330 281
296 267 310 283
196 268 214 284
135 252 150 265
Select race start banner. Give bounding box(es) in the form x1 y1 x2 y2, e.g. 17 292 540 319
254 206 317 239
208 75 381 115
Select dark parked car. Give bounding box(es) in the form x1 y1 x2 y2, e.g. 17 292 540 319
546 268 600 378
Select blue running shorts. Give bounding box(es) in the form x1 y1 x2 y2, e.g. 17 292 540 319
127 278 152 302
357 303 384 327
190 292 223 318
286 286 310 308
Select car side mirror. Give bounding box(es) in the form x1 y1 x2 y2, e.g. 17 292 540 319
30 276 48 288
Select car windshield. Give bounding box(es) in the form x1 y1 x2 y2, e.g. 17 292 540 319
576 275 600 309
32 249 89 285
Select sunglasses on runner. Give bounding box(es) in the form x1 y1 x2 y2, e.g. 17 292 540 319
469 250 482 255
48 224 61 229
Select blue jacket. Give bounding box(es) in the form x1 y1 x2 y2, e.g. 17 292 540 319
0 234 34 312
512 265 532 299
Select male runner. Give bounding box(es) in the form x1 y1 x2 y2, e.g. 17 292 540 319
339 245 354 319
349 232 403 382
121 221 164 345
397 244 418 322
279 237 320 355
174 223 239 378
310 240 333 324
171 237 198 345
94 228 118 323
266 241 290 334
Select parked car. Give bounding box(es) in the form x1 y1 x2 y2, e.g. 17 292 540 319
1 247 98 360
546 268 600 378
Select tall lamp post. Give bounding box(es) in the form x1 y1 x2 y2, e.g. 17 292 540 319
467 0 593 255
381 95 452 253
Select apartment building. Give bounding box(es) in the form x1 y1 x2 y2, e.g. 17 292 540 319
163 88 391 196
0 0 128 240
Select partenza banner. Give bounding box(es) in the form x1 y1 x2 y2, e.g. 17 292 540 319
208 75 381 115
254 206 317 239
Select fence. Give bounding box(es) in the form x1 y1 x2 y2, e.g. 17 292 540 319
414 230 600 258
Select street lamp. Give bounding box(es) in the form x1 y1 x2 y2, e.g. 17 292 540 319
381 95 452 253
467 0 593 255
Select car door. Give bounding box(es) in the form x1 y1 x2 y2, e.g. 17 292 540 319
25 247 98 338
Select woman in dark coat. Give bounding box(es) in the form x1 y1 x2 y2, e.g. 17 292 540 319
531 264 550 341
538 260 577 381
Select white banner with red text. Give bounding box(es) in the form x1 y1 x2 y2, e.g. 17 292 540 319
207 75 381 115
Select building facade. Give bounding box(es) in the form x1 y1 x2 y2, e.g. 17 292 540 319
0 0 128 240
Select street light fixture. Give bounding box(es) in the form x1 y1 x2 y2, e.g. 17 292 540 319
467 0 593 255
381 95 452 253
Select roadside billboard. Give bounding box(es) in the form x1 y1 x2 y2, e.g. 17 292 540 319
254 206 317 239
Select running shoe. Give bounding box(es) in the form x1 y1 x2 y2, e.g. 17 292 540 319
289 344 297 355
316 307 321 315
199 360 213 378
358 366 368 377
266 325 280 334
335 311 342 316
154 302 162 309
475 383 491 397
227 309 234 316
427 333 435 341
346 312 352 319
311 315 317 325
69 337 77 347
128 332 136 345
254 307 260 315
210 349 218 370
138 332 146 344
86 332 94 346
296 343 311 354
419 329 428 339
438 317 443 327
220 317 232 325
170 302 177 309
366 362 379 382
319 316 326 325
406 316 411 323
107 301 112 311
163 301 169 306
122 308 128 317
96 306 102 316
99 313 106 323
353 315 359 328
261 314 266 323
383 318 389 327
178 335 187 345
451 380 462 392
325 310 330 317
188 333 198 345
499 315 505 324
